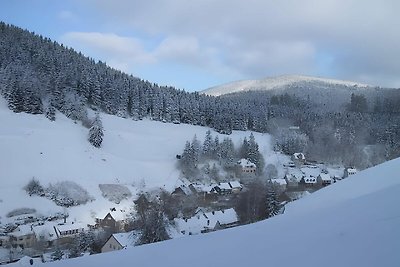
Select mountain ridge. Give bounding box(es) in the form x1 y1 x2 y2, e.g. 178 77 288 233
202 74 372 96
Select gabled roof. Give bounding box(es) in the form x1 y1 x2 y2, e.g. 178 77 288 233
318 173 332 181
55 222 86 233
175 208 238 235
237 158 256 168
112 232 138 248
229 181 242 189
293 153 305 160
217 182 232 190
271 178 287 185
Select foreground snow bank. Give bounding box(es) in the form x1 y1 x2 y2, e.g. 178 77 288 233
44 158 400 267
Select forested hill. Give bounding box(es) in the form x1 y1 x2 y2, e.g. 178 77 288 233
0 22 400 168
0 22 227 129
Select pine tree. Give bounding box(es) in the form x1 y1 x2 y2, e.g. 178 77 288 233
202 130 213 158
191 135 201 167
136 200 170 245
45 102 56 121
88 113 104 148
266 182 281 218
239 137 249 159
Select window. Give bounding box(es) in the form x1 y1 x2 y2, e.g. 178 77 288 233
110 244 112 248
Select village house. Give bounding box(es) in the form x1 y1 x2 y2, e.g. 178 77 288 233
54 222 86 245
300 176 317 187
32 223 58 248
228 181 243 193
8 225 36 249
174 208 239 235
237 158 257 174
317 173 332 186
95 213 118 232
291 153 306 166
171 185 192 197
284 169 304 188
271 178 287 194
94 211 127 233
101 231 138 253
344 168 357 178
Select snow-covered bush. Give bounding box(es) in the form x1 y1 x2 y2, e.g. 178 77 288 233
46 181 94 207
99 184 132 204
6 208 36 218
24 177 45 196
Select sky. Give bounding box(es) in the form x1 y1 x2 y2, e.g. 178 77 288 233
1 0 399 91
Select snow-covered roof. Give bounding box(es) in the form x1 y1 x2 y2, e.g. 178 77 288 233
237 158 256 168
190 182 216 193
173 185 192 195
175 208 238 235
32 223 58 241
218 182 231 190
293 153 305 160
272 178 287 186
97 208 129 222
301 166 321 178
318 173 332 181
229 181 242 189
10 225 34 237
286 168 305 181
112 231 138 248
56 222 86 233
346 168 357 174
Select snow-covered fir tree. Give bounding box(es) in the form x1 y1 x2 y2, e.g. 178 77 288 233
88 113 104 148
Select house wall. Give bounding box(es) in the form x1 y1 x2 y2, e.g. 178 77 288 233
11 234 36 249
101 236 123 253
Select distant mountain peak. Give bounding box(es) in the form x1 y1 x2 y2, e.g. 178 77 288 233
201 75 370 96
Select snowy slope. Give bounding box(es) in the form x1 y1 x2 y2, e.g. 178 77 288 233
0 97 275 224
202 74 370 96
42 158 400 267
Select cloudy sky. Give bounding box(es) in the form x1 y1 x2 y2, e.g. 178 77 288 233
1 0 399 91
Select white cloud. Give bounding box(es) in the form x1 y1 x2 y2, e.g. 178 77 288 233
60 32 155 72
80 0 400 87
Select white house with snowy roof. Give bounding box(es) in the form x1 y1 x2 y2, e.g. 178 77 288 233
101 231 138 253
291 153 306 165
344 168 357 178
317 173 332 186
174 208 239 235
237 158 256 174
54 223 86 239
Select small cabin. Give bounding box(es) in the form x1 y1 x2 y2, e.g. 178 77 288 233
291 153 306 166
237 159 257 174
344 168 357 178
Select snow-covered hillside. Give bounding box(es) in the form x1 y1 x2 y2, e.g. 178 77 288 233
43 157 400 267
202 75 370 96
0 97 280 225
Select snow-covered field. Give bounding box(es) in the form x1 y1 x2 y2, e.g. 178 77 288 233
0 97 276 225
202 74 370 96
39 156 400 267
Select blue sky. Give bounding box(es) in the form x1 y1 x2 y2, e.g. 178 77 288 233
1 0 400 91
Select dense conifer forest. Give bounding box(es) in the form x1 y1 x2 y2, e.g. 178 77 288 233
1 21 399 168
